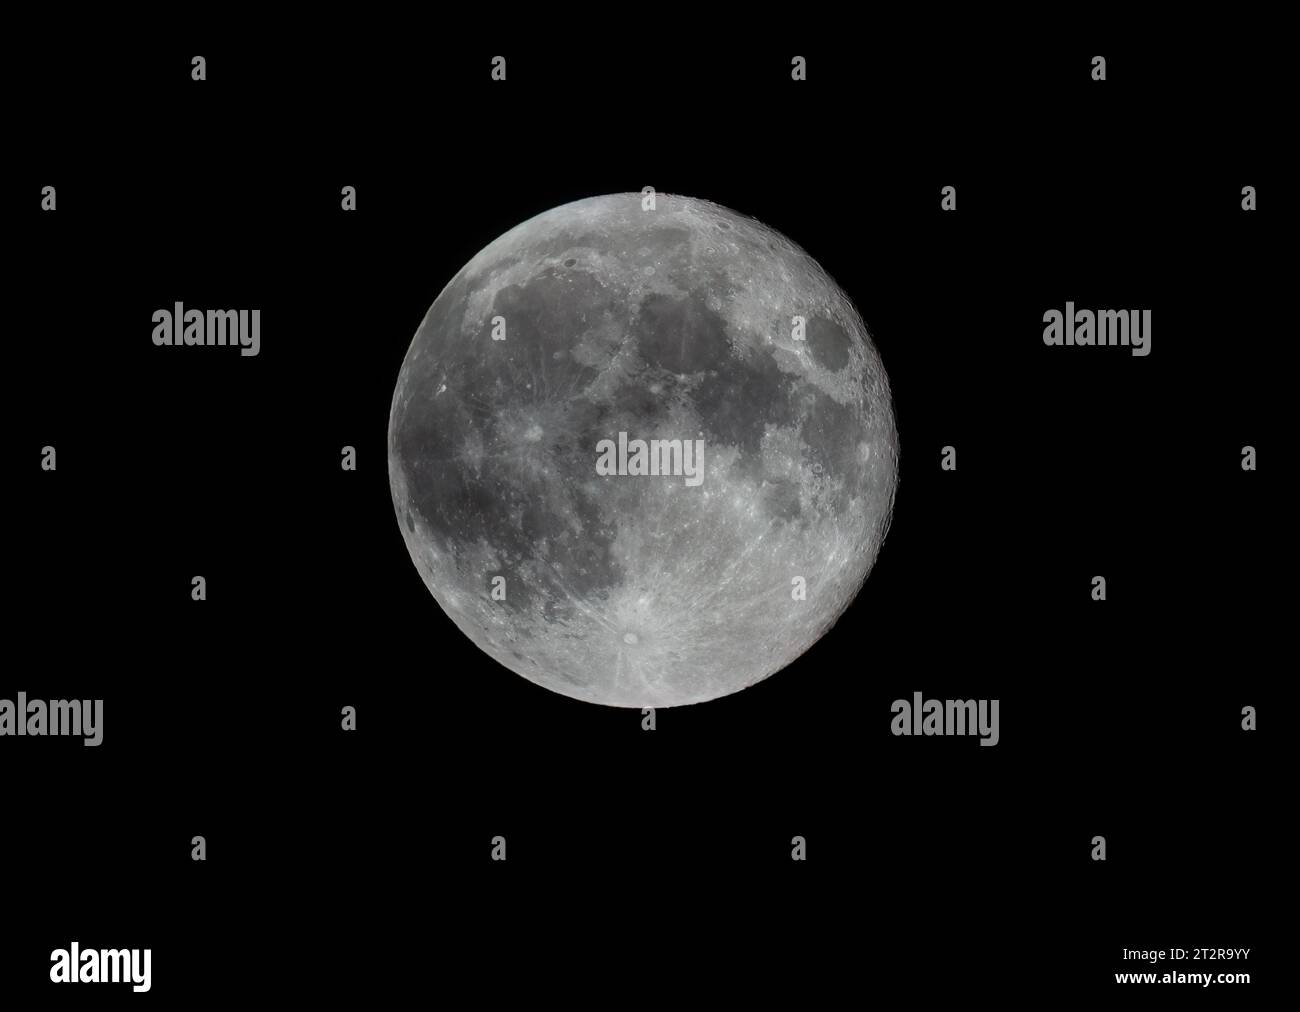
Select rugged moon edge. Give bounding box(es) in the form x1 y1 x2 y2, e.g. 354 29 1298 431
388 193 898 707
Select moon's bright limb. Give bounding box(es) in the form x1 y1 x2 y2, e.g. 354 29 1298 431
388 194 898 707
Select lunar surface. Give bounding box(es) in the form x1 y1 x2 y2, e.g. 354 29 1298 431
388 193 897 707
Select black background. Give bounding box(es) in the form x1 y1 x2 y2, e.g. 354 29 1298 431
5 26 1286 1002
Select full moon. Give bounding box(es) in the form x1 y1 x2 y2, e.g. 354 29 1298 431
388 194 898 707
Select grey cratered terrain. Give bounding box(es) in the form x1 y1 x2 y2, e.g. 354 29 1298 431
389 194 898 707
